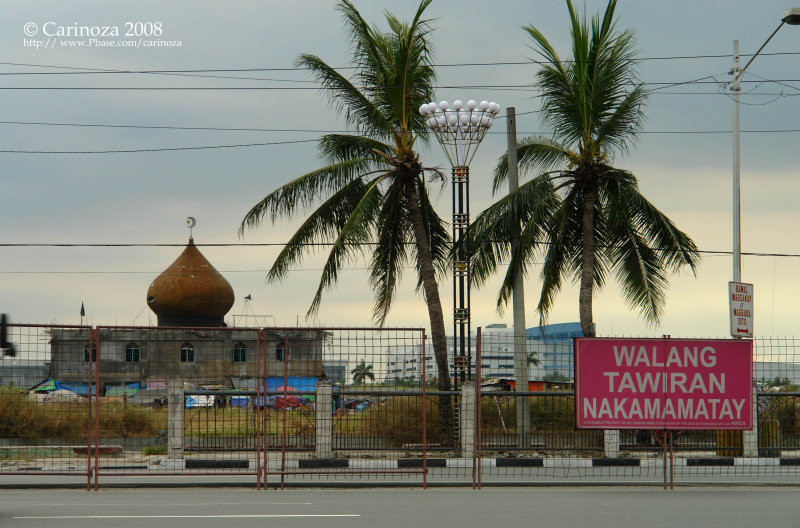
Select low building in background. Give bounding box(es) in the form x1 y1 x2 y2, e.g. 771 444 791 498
385 322 584 383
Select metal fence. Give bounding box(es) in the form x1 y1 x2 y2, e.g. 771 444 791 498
1 324 799 488
0 324 432 489
0 324 92 485
472 332 800 485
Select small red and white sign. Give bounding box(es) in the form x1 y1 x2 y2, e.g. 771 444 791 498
729 282 753 338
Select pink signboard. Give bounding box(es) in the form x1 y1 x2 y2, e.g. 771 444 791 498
575 338 752 430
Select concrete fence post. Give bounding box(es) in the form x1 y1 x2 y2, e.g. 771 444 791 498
167 379 184 461
603 430 620 458
460 381 476 458
743 385 758 457
315 380 333 458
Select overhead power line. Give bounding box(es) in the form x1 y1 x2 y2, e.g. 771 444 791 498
1 51 799 74
0 138 318 154
1 79 799 91
1 127 798 154
1 120 799 136
0 242 798 259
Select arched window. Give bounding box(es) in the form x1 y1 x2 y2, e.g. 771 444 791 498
180 342 194 363
275 342 285 362
84 343 96 363
232 342 247 363
125 342 140 363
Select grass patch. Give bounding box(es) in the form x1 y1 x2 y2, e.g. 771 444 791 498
481 395 577 434
0 447 75 461
184 408 315 437
334 396 443 447
0 387 165 441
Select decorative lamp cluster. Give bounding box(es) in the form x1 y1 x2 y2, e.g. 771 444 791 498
420 99 501 167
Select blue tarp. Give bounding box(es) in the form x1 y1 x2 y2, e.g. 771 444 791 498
185 395 214 408
56 382 95 395
262 376 318 393
255 377 318 408
231 396 250 408
32 379 96 395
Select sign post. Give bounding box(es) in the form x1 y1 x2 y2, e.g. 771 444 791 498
729 281 753 338
575 338 753 489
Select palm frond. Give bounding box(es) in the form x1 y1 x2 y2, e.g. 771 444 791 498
370 180 412 324
605 210 668 324
535 184 590 322
318 134 394 164
470 176 557 292
298 53 393 139
493 195 560 312
370 1 436 142
492 137 569 193
240 158 371 234
600 170 700 273
266 176 378 284
536 216 570 325
598 169 700 322
528 0 647 155
412 175 450 279
613 231 668 324
306 175 387 318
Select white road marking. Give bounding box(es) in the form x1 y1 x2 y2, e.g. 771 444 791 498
19 502 313 506
16 514 359 519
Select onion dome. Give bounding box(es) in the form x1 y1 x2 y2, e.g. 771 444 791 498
146 238 234 327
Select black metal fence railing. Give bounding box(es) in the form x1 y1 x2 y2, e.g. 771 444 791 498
474 392 800 455
479 392 603 453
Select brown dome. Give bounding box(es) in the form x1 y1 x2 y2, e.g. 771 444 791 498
146 238 234 327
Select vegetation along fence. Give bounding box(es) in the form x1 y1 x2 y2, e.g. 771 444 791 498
1 324 798 488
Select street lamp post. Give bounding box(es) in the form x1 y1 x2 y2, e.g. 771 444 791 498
421 99 500 387
731 8 800 283
730 8 799 457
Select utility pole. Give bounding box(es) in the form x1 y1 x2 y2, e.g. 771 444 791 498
507 107 530 447
732 39 741 284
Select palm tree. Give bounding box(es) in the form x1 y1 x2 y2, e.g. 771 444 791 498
351 360 375 385
470 0 700 337
526 350 540 367
240 0 454 441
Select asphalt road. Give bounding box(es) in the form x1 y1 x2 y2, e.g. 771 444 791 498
0 487 798 528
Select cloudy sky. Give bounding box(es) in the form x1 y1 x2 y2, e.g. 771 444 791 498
1 0 798 339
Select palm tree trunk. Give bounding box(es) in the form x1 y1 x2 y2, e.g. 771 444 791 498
404 180 454 447
579 181 597 338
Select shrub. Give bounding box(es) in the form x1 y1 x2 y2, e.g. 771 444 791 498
0 388 164 441
481 396 516 433
480 395 577 434
354 396 443 447
530 395 575 431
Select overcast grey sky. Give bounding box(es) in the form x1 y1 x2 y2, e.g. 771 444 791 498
1 0 798 339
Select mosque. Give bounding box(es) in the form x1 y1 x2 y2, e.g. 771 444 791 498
48 236 324 390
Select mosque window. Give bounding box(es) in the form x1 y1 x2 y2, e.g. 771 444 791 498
232 342 247 363
180 342 195 363
275 342 285 362
84 343 96 363
125 342 140 363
